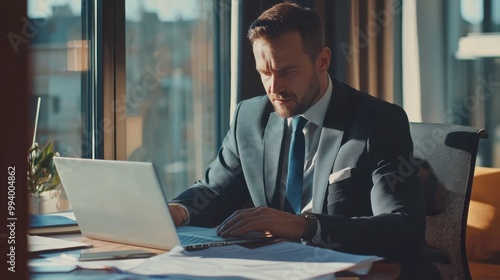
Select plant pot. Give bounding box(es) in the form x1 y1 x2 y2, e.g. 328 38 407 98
29 184 69 214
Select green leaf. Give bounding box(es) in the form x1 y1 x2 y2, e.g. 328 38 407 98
27 141 60 194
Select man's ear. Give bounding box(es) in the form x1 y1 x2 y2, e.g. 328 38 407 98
316 47 331 73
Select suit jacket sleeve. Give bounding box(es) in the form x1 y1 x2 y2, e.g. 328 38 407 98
314 103 426 260
171 102 252 227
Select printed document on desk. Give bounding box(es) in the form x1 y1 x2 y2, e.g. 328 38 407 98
125 241 382 279
29 235 91 253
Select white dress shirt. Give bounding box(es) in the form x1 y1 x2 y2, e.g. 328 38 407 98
278 75 333 212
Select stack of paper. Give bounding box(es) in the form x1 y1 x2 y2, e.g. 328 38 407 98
125 241 382 279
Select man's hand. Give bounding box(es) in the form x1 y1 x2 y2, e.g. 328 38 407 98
168 203 189 226
216 206 308 240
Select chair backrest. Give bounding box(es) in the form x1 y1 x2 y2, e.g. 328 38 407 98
409 122 488 280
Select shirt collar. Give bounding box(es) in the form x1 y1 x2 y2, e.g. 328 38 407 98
300 75 332 127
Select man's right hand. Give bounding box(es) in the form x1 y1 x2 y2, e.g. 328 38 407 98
216 206 308 240
168 203 189 226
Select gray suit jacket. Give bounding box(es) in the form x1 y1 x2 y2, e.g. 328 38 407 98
173 78 426 260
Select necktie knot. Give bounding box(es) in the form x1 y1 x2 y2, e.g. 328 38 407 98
292 116 307 133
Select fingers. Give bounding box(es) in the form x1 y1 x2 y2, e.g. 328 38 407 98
217 207 304 239
217 207 310 240
168 204 188 226
217 206 267 237
219 214 268 237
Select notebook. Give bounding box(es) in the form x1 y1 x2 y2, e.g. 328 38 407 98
29 213 80 235
53 157 271 251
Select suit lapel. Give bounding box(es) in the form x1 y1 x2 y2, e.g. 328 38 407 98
263 112 286 204
312 79 354 213
312 128 343 213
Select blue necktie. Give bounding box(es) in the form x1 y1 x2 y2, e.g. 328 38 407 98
285 116 307 214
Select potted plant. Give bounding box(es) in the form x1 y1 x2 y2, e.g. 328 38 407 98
27 142 66 214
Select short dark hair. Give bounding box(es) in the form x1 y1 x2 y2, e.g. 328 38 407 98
247 2 325 61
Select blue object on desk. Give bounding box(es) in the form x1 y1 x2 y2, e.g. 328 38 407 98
29 214 79 234
30 264 78 273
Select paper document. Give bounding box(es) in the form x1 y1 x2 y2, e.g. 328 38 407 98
29 255 146 271
125 241 382 279
28 235 91 253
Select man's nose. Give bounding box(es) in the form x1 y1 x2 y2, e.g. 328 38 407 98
268 75 285 94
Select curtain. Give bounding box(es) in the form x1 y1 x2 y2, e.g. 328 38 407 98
322 0 402 102
401 0 422 121
238 0 402 103
345 0 399 102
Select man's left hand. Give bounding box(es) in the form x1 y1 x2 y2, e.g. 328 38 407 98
216 206 308 240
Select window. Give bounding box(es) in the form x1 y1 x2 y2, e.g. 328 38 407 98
28 0 228 204
123 0 219 199
28 0 86 158
407 0 500 168
456 0 500 167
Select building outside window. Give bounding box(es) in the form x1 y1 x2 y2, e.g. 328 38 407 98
28 0 84 158
28 0 220 206
124 0 217 199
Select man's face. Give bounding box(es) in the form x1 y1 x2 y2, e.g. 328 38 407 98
253 31 322 118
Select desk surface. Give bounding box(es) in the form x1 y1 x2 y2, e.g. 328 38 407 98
30 234 400 280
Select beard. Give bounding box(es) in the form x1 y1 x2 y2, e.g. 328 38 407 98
272 71 321 118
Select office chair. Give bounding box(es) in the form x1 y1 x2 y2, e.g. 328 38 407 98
409 122 488 280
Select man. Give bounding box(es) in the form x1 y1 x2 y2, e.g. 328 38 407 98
169 2 426 262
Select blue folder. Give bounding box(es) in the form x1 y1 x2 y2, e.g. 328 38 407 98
29 213 79 234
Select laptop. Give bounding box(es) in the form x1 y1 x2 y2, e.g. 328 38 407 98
53 157 272 251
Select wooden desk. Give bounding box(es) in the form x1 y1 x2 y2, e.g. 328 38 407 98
30 234 400 279
49 233 167 255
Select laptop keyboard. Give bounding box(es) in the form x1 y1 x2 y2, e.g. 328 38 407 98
179 234 219 245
